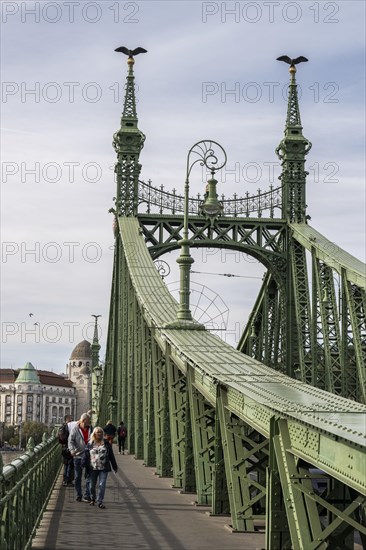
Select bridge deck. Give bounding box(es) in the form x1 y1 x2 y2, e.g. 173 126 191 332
32 451 265 550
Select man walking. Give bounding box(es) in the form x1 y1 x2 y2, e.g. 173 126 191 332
68 413 93 502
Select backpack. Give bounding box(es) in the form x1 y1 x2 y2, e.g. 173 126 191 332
58 423 69 445
119 427 127 438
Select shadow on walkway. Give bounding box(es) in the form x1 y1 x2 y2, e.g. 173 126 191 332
32 451 265 550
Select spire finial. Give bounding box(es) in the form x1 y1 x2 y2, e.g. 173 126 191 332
277 55 308 129
275 56 312 223
112 46 146 217
91 314 101 344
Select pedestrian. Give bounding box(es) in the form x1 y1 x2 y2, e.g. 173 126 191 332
85 427 118 509
68 412 93 502
58 414 74 486
103 420 117 445
117 421 127 455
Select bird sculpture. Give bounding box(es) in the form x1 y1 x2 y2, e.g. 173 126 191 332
277 55 308 67
29 313 33 317
115 47 147 59
92 314 101 320
34 322 39 326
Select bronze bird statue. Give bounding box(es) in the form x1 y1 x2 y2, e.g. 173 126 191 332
277 55 308 67
115 46 147 59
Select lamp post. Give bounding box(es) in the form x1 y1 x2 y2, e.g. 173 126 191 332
92 364 102 419
166 140 227 329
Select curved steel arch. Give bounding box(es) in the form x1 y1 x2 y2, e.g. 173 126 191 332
99 217 366 549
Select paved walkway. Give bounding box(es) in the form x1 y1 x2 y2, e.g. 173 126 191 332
32 451 265 550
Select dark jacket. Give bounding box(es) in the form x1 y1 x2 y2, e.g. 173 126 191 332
103 423 117 436
83 439 117 473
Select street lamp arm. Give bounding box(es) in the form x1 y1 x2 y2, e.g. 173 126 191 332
186 140 227 179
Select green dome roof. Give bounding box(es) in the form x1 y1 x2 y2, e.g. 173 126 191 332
16 362 40 384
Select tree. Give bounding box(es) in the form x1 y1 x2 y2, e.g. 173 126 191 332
20 421 50 447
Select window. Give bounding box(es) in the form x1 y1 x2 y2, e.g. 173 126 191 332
6 395 11 404
58 397 62 403
17 396 23 404
28 385 32 391
65 398 69 404
5 403 11 412
17 406 22 414
52 397 56 403
6 414 11 422
18 415 22 422
27 395 33 402
46 396 49 403
27 406 32 413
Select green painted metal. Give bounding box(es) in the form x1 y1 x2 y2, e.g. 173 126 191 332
276 66 312 223
0 434 61 550
107 215 366 548
188 366 215 506
142 324 156 466
113 57 145 217
95 56 366 550
166 347 188 488
152 339 172 477
217 385 267 531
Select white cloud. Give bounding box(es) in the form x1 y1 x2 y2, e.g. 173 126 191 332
1 0 365 371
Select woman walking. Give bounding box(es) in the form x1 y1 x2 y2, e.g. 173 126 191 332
85 427 118 509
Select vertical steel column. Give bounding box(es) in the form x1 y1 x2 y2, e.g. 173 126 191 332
187 369 215 506
166 349 187 488
142 324 155 466
344 280 366 403
217 386 267 531
270 417 326 550
134 299 144 459
291 239 314 385
126 275 135 454
99 241 118 425
182 385 196 494
120 247 129 426
212 390 230 516
152 340 172 477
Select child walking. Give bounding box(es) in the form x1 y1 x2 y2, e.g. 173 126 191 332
86 427 118 509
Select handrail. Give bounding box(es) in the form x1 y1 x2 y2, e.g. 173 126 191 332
0 432 61 550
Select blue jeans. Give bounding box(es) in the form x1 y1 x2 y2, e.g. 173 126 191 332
63 460 74 483
73 457 91 499
90 470 108 504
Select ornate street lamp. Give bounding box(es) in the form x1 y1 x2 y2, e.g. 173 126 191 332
166 140 227 330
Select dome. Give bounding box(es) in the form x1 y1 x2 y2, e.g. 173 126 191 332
16 362 40 384
70 340 91 360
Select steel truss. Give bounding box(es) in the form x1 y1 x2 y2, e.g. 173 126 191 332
99 222 366 549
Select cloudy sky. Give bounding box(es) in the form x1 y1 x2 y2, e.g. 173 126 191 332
1 0 365 373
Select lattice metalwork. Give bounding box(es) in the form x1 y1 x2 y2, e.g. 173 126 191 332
97 56 366 550
138 179 282 218
291 239 314 385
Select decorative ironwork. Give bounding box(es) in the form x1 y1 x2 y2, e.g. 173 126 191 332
154 259 171 279
138 179 282 218
0 432 61 550
186 140 227 177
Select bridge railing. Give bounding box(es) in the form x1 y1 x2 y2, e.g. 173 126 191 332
138 179 282 218
0 433 61 550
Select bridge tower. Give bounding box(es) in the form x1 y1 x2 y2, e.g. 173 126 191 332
113 55 146 217
276 63 312 223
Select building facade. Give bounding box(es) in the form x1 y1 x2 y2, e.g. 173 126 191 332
0 337 97 426
0 362 76 426
65 339 93 419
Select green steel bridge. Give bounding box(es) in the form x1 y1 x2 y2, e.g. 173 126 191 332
1 55 365 549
